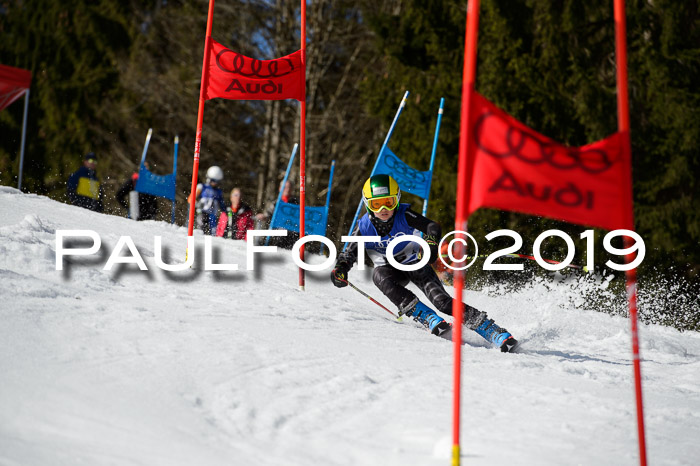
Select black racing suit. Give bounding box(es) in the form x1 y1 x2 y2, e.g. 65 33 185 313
336 208 486 329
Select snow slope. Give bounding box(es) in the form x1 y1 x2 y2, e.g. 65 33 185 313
1 185 699 466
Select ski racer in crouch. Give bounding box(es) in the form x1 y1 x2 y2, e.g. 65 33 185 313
330 174 518 352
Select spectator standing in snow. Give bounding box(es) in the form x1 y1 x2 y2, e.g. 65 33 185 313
115 162 158 221
224 187 255 240
330 174 518 352
66 152 104 213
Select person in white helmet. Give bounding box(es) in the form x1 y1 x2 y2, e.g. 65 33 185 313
196 166 227 235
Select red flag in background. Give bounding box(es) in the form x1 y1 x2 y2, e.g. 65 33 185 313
0 64 32 112
466 91 633 231
203 39 305 102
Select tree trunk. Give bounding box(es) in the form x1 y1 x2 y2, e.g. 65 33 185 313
257 101 273 209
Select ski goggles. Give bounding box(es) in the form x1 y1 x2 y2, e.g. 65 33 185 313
365 195 399 212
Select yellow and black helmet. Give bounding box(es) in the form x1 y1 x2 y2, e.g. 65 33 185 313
362 174 401 213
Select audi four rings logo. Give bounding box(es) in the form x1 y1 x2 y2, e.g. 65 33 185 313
384 154 427 182
383 154 426 191
279 205 324 224
216 50 296 78
474 112 618 174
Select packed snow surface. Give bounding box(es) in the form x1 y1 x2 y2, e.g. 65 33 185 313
1 186 699 465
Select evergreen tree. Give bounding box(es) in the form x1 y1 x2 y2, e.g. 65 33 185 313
0 0 133 198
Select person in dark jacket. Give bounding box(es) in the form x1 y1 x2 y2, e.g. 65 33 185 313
66 152 104 212
115 162 158 220
330 174 518 352
223 187 255 240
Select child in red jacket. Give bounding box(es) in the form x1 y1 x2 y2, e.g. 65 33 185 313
220 188 255 240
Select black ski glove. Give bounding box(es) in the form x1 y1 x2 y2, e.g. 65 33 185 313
424 234 439 264
330 261 350 288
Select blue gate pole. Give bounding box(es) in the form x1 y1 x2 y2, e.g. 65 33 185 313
140 128 153 167
266 144 298 245
130 128 153 220
325 160 336 212
422 97 444 217
322 160 336 255
344 91 409 249
171 135 179 224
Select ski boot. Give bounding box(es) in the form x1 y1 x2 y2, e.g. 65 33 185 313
401 298 450 336
474 318 518 352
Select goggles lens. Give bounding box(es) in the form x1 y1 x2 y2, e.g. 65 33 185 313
367 195 398 212
86 159 97 164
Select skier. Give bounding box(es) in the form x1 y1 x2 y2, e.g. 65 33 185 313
196 166 227 235
330 174 518 352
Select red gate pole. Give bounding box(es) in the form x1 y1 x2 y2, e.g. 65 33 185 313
614 1 647 464
452 1 480 465
187 0 217 243
298 0 307 290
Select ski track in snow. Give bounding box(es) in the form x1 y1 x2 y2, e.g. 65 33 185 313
1 186 699 465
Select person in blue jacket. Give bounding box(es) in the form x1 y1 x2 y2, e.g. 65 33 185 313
196 166 227 235
66 152 104 213
330 174 518 352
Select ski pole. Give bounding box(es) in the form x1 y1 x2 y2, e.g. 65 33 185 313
346 280 400 319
